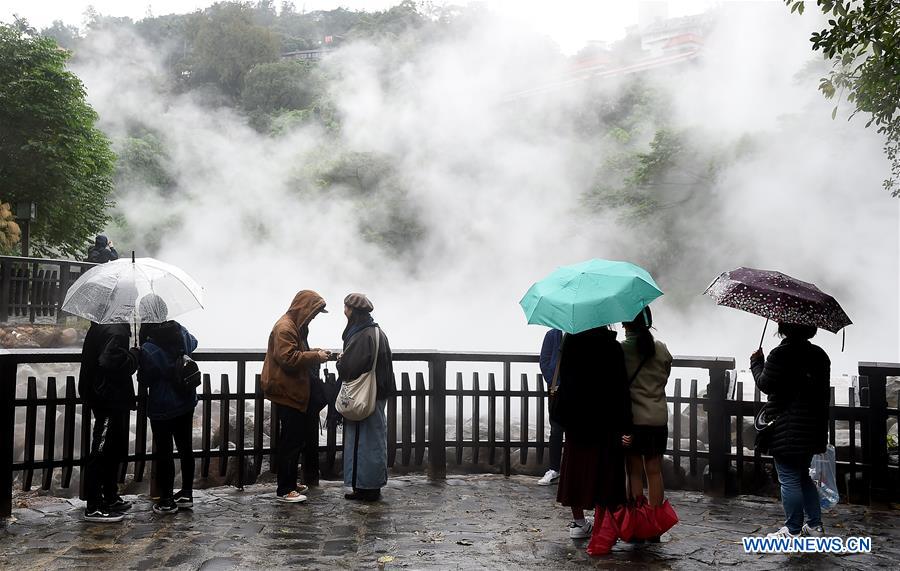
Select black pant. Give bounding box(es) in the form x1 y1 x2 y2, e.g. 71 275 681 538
549 417 564 471
150 411 195 500
276 405 320 496
84 408 130 510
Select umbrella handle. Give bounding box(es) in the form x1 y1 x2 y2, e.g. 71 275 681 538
759 318 769 349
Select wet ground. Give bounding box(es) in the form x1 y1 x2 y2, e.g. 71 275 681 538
2 474 898 569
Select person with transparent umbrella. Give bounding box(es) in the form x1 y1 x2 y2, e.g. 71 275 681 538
64 255 205 522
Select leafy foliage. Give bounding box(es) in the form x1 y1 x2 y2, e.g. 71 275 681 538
0 22 116 257
785 0 900 195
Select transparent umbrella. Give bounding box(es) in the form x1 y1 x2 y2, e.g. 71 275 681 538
62 256 205 332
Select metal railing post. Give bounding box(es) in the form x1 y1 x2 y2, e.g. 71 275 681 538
1 355 17 517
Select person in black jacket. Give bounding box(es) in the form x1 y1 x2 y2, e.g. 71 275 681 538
552 326 630 548
87 235 119 264
751 322 831 539
79 320 140 523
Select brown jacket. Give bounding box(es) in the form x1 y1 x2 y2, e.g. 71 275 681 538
261 290 326 412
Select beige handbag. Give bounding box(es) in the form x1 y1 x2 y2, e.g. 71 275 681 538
336 328 380 421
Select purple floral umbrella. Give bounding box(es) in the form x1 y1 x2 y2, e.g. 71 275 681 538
703 267 851 346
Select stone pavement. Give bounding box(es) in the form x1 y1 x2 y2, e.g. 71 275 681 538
2 474 898 569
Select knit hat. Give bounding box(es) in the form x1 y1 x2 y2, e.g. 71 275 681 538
344 293 374 312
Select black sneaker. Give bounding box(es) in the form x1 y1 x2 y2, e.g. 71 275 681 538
104 496 133 512
152 499 178 515
84 508 125 523
173 491 193 509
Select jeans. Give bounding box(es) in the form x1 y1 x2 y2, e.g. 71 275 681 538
549 417 564 471
275 405 319 496
83 408 130 510
150 411 195 500
774 456 822 534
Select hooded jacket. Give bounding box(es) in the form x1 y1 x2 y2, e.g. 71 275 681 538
78 322 139 410
139 320 199 421
261 290 326 413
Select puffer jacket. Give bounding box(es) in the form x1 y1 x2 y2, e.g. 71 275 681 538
78 322 139 410
261 290 327 413
751 338 831 462
139 320 199 421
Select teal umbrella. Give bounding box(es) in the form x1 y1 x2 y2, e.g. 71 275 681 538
519 259 663 334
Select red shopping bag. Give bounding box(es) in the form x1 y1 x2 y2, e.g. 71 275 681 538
586 508 619 556
613 503 635 542
631 497 662 540
652 499 679 535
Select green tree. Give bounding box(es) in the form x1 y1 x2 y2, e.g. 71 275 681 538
0 22 116 257
785 0 900 195
190 2 280 97
40 20 81 51
241 59 319 113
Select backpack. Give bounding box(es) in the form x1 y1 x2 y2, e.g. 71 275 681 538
175 353 202 392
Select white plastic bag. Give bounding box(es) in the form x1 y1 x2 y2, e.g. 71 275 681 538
809 444 839 509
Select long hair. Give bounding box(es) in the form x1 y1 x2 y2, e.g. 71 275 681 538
625 306 656 359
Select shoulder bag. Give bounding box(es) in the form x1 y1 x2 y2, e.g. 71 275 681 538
336 328 380 421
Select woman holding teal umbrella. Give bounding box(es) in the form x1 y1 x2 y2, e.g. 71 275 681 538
522 259 663 554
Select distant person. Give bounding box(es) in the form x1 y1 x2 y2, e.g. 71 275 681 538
751 323 830 539
551 325 630 552
538 328 564 486
78 293 140 523
137 294 199 515
87 235 119 264
621 307 673 539
261 290 330 503
337 293 394 501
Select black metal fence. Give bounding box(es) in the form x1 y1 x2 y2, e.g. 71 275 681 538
1 349 897 517
0 256 95 324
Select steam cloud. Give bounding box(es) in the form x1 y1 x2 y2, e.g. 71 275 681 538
70 3 897 374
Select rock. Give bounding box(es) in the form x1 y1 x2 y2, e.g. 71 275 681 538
59 328 78 346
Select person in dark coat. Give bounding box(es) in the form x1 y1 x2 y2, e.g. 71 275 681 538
552 326 630 545
138 294 199 515
751 322 831 539
79 319 140 522
337 293 394 501
538 328 564 486
87 235 119 264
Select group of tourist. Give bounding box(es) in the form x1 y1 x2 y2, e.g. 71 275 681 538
77 280 833 551
78 288 391 522
537 308 832 551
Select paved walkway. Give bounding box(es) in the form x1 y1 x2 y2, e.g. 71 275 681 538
2 474 898 569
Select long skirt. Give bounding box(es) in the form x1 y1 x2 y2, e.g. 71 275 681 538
557 434 626 510
343 399 388 490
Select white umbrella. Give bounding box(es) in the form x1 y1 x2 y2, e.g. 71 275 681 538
62 256 205 327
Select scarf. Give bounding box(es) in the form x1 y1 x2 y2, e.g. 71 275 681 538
342 311 377 343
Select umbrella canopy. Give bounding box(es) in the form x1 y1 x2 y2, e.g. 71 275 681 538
703 267 851 333
519 259 663 334
62 257 204 324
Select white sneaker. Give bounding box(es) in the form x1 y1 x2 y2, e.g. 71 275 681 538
276 491 307 503
538 469 560 486
766 526 800 539
568 518 593 539
802 524 825 537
